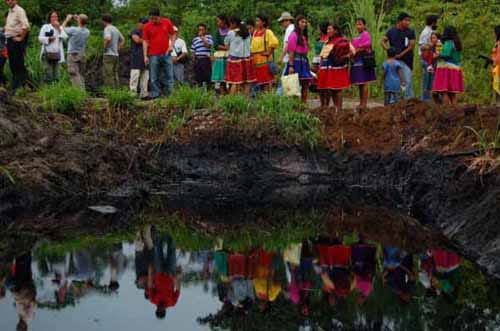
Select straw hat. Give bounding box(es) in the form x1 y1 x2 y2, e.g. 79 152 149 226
277 12 294 22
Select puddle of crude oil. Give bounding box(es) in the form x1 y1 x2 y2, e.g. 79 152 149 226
0 222 499 331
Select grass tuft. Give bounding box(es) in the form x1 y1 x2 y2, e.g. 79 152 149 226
38 82 88 114
102 87 137 109
165 86 216 112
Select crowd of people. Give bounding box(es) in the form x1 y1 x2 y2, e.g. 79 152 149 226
0 224 463 330
1 0 500 109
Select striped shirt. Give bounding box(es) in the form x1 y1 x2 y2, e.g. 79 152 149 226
191 35 213 57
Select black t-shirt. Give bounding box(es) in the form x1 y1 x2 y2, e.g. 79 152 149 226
130 28 145 70
385 27 416 69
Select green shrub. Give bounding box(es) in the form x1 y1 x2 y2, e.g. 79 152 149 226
165 86 216 112
218 94 253 117
102 87 137 109
38 82 88 114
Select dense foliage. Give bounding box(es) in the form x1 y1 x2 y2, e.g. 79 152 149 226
1 0 500 103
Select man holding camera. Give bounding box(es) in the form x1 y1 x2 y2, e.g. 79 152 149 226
4 0 30 90
62 13 90 89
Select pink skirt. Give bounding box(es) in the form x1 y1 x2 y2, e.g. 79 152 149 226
432 62 464 93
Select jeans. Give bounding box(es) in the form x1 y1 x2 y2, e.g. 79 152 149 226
67 53 86 89
421 60 432 102
276 65 287 96
153 234 176 276
173 63 185 83
6 38 29 90
43 57 60 84
129 69 149 98
149 54 174 98
399 61 414 99
103 55 120 88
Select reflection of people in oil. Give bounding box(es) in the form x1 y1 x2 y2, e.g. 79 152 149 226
420 249 461 298
316 237 353 307
383 247 416 303
351 239 377 304
145 226 181 319
9 253 37 331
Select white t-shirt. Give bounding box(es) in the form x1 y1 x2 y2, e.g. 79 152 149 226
171 38 188 58
282 23 295 62
418 25 434 55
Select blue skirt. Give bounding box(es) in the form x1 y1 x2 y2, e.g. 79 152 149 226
285 54 313 80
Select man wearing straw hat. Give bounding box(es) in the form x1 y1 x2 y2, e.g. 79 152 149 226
276 11 294 96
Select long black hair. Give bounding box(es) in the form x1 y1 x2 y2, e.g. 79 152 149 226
332 24 343 38
294 15 308 46
256 15 269 28
495 25 500 42
217 15 229 27
229 16 249 39
318 21 330 36
441 26 462 51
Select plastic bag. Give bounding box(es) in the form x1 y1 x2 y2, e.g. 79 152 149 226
282 73 301 97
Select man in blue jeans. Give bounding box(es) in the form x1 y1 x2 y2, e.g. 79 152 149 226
142 8 175 100
381 13 416 99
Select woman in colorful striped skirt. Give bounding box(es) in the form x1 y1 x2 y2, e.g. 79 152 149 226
250 15 279 91
211 15 230 93
432 27 464 105
317 23 351 110
224 16 256 95
284 15 313 103
350 18 376 111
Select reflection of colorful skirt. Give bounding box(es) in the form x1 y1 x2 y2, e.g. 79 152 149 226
350 58 376 85
285 54 313 80
225 56 256 84
317 245 351 267
432 62 464 93
211 57 227 82
317 59 350 90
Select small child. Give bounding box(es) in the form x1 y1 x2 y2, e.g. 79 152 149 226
382 47 405 105
420 44 435 101
0 27 7 86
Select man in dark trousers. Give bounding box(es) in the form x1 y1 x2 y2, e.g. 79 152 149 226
381 13 416 99
3 0 30 90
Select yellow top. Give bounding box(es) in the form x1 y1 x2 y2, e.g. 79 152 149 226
251 29 279 54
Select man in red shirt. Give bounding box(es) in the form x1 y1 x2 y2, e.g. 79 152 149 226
142 8 175 99
146 232 181 319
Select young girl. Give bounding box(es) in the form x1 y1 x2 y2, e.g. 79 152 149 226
212 15 230 93
285 15 314 103
250 15 279 91
432 26 464 105
382 47 405 105
317 24 351 109
224 16 256 95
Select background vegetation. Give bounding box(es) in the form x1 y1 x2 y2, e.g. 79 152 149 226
1 0 499 103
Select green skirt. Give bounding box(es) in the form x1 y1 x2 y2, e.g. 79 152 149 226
211 57 227 82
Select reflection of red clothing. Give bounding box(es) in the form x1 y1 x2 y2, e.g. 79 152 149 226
317 245 351 267
431 250 460 271
0 48 7 58
147 273 180 308
228 254 247 277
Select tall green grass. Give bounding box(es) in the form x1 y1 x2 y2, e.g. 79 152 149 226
38 82 88 114
102 87 137 109
164 85 216 111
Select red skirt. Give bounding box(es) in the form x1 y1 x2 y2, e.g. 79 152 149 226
225 56 256 84
254 63 274 85
317 65 350 90
317 245 352 267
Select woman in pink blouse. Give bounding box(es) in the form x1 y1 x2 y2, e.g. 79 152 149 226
350 18 377 111
284 15 313 103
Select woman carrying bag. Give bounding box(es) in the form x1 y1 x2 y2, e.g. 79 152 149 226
38 11 67 84
284 15 313 103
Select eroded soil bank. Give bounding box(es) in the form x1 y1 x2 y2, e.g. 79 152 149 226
0 91 499 276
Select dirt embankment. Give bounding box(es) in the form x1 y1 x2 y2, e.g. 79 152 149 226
0 91 499 275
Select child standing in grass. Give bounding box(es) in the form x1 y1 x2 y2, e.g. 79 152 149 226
382 47 405 105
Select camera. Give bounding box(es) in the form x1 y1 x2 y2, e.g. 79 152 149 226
45 29 54 37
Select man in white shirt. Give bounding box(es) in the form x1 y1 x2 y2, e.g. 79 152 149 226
418 15 438 55
276 11 294 96
4 0 30 89
171 26 188 84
